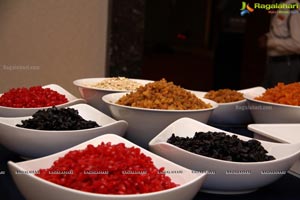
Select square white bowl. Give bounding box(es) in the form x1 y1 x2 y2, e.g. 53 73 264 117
0 84 86 117
248 124 300 178
0 104 128 158
8 134 207 200
149 118 300 194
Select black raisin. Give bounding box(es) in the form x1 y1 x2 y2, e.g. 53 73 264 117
167 132 275 162
16 107 100 130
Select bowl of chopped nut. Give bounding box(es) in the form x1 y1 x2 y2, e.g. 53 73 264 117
149 117 300 194
73 77 152 115
102 79 218 148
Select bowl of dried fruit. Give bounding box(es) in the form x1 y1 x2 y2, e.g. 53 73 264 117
149 117 300 194
8 134 207 200
73 77 152 115
0 104 128 158
191 87 259 125
0 84 85 117
102 79 218 148
244 82 300 123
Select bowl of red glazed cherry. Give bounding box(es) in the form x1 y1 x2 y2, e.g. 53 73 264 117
0 84 85 117
8 134 207 200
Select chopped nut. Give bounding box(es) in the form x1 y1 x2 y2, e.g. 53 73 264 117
89 77 142 90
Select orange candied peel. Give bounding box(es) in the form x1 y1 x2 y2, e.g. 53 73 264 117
255 82 300 106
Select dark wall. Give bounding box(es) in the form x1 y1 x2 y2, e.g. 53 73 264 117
108 0 271 90
142 0 213 90
240 9 270 88
108 0 145 78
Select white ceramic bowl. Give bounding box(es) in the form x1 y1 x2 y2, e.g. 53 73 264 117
8 134 207 200
73 78 152 115
0 104 128 158
102 92 218 148
244 86 300 123
149 117 300 194
0 84 86 117
191 87 259 125
248 124 300 178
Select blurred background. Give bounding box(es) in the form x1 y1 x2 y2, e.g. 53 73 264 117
0 0 271 95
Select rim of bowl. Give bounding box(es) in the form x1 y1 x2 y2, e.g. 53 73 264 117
151 139 299 166
3 121 124 133
0 101 73 110
8 133 207 198
17 167 205 198
149 117 300 166
244 93 300 109
73 77 153 92
102 93 218 112
0 104 126 133
210 98 246 106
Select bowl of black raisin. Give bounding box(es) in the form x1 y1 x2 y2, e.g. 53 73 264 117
0 104 128 158
149 117 300 194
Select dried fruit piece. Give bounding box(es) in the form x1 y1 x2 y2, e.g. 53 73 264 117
16 107 100 130
0 86 68 108
167 132 275 162
117 79 211 110
36 142 178 194
204 89 244 103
